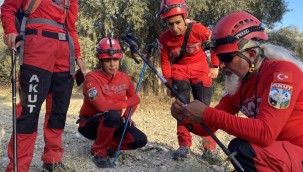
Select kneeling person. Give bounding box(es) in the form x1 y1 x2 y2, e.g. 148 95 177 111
77 37 147 168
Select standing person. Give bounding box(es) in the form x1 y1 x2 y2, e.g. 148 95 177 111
1 0 86 171
77 37 147 168
158 0 219 160
171 11 303 171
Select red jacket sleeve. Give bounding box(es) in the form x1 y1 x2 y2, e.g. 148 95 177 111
123 77 140 117
159 33 172 82
201 26 219 67
210 52 219 67
203 69 302 146
0 0 23 34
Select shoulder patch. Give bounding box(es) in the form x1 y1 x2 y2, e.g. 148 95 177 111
273 72 292 83
268 83 293 109
87 87 98 101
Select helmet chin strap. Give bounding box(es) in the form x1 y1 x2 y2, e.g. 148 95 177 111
183 16 187 26
237 48 263 82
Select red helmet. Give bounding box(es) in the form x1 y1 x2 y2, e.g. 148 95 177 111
210 11 268 54
159 0 189 20
96 37 123 59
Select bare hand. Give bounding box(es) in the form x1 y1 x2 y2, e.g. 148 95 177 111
121 116 136 127
208 67 219 78
171 99 186 121
183 100 206 123
4 33 21 50
76 58 86 74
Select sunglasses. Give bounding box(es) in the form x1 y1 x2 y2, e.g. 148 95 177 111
217 52 238 63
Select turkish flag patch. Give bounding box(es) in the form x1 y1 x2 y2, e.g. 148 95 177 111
273 72 292 83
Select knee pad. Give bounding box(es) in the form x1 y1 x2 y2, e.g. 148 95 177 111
228 138 256 159
228 138 257 171
172 80 191 103
102 110 121 128
191 82 212 105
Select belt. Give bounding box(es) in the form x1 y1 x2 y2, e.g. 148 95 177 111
76 112 107 124
25 29 69 41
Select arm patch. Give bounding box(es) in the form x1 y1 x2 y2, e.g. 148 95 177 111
87 87 98 101
268 83 293 109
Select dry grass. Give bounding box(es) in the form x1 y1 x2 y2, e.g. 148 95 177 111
0 86 234 172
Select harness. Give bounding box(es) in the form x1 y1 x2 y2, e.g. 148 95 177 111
16 0 76 75
171 22 193 64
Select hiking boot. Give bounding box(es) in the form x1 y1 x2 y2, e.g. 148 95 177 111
201 149 222 164
93 156 112 168
41 162 75 172
173 146 190 160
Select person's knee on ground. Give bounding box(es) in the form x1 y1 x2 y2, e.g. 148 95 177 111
228 138 257 172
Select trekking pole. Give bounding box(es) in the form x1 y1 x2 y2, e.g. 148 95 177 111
122 34 244 172
11 35 24 172
111 41 156 167
11 48 18 172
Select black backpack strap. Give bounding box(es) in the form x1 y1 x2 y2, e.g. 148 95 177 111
171 22 193 64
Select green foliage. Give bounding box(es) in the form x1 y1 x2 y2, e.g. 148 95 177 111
0 20 12 84
187 0 287 28
0 0 302 93
268 26 303 58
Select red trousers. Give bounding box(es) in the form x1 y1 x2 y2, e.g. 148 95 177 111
252 141 303 171
6 34 73 172
171 61 216 150
78 110 147 157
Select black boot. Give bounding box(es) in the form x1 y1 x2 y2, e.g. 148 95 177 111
93 156 112 168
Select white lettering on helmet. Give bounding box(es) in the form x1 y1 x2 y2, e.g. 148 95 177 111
107 40 115 44
235 29 250 39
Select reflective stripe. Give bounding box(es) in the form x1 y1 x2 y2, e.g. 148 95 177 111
68 32 76 75
18 16 29 65
27 18 65 29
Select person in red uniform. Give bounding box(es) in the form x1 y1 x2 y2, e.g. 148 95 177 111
159 0 219 160
1 0 86 171
171 11 303 171
77 37 147 168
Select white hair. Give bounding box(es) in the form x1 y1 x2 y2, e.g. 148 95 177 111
224 72 241 96
261 43 303 72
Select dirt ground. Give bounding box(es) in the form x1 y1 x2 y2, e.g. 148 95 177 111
0 87 235 172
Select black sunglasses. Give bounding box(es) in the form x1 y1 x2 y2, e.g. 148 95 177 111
217 52 238 63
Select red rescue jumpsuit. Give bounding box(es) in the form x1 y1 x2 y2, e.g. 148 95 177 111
160 22 219 150
185 60 303 171
1 0 81 171
78 70 147 157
